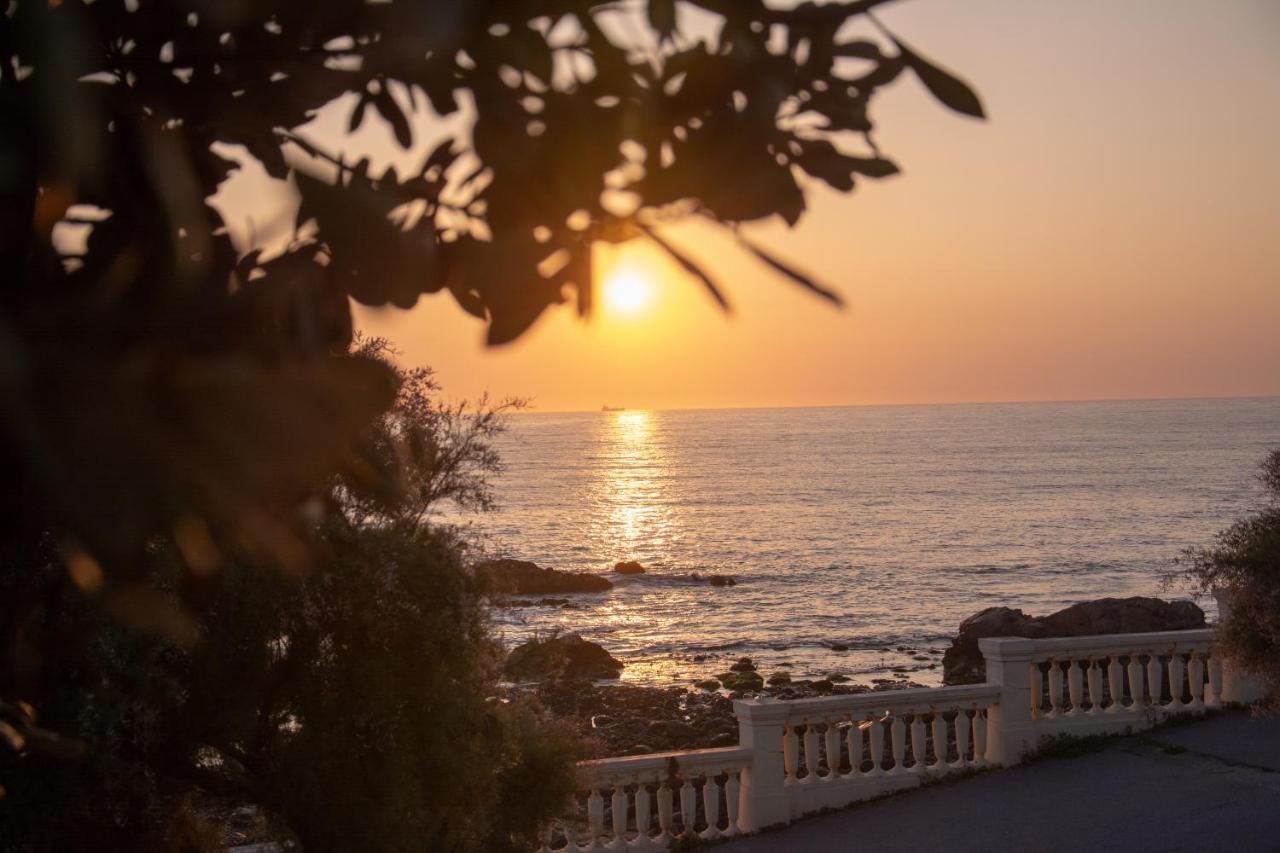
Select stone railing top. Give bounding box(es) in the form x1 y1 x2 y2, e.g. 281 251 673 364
575 746 752 786
733 683 1001 724
979 628 1216 660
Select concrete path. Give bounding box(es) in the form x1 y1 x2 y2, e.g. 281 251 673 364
716 711 1280 853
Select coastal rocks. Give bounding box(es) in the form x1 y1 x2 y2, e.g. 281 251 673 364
614 560 646 575
942 597 1207 685
716 670 764 691
476 558 612 595
729 657 756 672
504 633 623 681
690 572 737 587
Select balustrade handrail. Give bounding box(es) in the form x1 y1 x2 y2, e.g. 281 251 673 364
575 746 752 786
980 628 1215 659
734 683 1001 723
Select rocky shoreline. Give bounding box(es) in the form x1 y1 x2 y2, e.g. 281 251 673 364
487 559 1210 760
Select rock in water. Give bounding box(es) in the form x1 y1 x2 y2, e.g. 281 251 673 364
942 597 1206 685
614 560 646 575
504 633 623 681
475 558 613 594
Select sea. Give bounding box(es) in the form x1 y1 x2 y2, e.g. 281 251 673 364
476 397 1280 687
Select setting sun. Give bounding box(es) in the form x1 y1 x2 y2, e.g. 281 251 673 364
604 269 652 316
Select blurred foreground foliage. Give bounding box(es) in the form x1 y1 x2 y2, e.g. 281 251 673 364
1179 450 1280 709
1 343 577 852
0 0 980 847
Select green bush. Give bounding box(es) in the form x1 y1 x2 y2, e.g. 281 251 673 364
1179 450 1280 708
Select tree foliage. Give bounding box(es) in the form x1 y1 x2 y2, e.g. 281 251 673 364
1179 450 1280 707
0 348 577 852
0 0 982 838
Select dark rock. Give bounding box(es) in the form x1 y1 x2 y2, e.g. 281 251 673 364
830 643 850 652
730 657 756 672
811 679 834 693
766 671 792 687
614 560 646 575
942 597 1207 685
695 679 721 691
476 558 612 595
647 720 699 743
828 674 850 683
708 574 737 587
504 633 623 681
719 670 764 691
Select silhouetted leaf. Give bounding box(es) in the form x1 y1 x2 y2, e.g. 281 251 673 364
373 86 413 149
738 233 844 306
643 227 730 311
649 0 677 42
849 156 899 178
893 39 985 119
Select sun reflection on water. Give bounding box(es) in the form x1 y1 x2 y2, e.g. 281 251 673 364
585 409 692 681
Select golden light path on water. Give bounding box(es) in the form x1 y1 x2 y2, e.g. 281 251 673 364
586 410 691 683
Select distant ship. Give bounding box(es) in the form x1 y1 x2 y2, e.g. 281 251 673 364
601 405 626 412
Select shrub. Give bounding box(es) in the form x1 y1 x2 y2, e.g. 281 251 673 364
1178 450 1280 707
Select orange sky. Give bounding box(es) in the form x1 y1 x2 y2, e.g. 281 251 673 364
354 0 1280 412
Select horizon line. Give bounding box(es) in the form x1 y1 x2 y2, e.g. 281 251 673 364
509 392 1280 417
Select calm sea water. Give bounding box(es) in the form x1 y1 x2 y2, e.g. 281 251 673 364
479 398 1280 687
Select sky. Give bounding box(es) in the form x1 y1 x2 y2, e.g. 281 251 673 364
354 0 1280 413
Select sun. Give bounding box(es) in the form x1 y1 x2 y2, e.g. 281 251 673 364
604 269 652 316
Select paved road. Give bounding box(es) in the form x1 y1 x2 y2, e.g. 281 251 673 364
716 712 1280 853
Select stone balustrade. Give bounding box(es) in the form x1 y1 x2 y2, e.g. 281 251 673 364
541 746 751 851
979 628 1239 763
542 626 1259 851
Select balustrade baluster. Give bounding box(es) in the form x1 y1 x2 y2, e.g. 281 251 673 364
1146 653 1164 712
973 709 988 767
783 724 799 784
847 721 865 776
889 714 907 775
909 714 927 773
634 780 651 845
1067 659 1084 716
563 821 578 853
1086 658 1103 715
679 775 696 838
1207 654 1224 708
1048 660 1064 717
657 780 673 842
724 770 741 836
931 713 948 769
1188 652 1205 709
700 772 721 839
1107 657 1124 713
1168 654 1185 709
1128 655 1147 708
588 788 605 848
954 710 971 768
824 720 842 779
1029 662 1043 718
610 784 628 849
869 719 885 776
802 722 819 783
